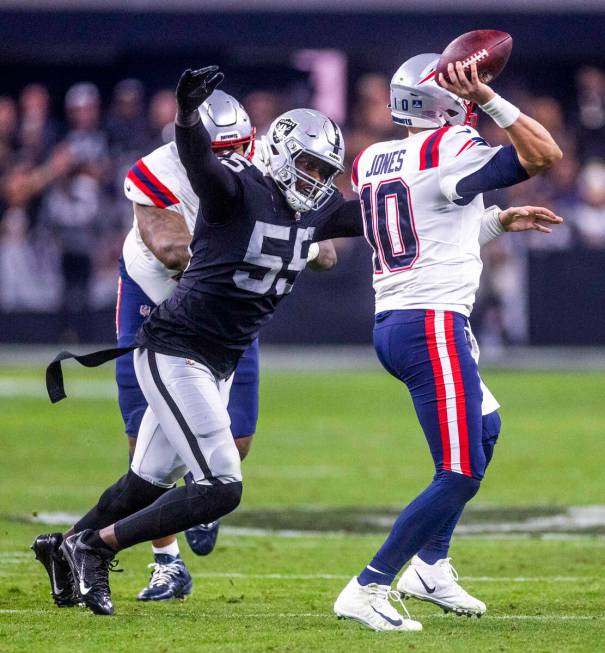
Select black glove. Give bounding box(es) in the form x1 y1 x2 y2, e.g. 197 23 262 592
176 66 224 116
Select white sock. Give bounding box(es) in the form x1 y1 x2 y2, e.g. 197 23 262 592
152 540 180 558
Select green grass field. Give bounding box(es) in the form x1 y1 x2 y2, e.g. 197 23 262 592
0 365 603 652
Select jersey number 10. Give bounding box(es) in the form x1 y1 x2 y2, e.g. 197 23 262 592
360 178 419 274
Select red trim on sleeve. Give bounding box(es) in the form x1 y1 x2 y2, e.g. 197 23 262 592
351 147 368 188
126 159 180 208
455 139 479 157
419 126 450 170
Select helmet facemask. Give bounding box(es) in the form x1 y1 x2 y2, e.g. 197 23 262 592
262 109 345 213
270 139 340 212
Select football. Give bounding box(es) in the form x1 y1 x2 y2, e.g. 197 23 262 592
436 29 513 86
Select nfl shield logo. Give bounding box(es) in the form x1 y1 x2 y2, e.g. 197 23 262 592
139 304 151 318
412 99 423 109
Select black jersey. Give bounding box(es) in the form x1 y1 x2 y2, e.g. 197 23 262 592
136 122 362 379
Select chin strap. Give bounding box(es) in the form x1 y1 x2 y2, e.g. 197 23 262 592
464 101 478 127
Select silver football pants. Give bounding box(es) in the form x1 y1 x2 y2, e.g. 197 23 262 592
131 348 242 487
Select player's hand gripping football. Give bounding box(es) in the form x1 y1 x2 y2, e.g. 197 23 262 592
176 66 224 114
499 206 563 234
438 62 495 106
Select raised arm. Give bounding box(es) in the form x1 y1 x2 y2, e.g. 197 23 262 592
174 67 241 223
439 62 562 177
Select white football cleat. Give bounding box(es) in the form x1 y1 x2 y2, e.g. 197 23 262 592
334 577 423 632
397 556 486 617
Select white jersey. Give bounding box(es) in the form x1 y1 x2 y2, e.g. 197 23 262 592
123 141 263 305
352 125 501 318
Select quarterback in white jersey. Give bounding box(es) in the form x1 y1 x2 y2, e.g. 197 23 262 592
334 55 562 632
353 125 502 317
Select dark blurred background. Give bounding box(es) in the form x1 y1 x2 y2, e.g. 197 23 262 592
1 1 604 348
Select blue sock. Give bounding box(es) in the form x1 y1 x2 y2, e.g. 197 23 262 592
417 412 501 564
417 507 464 564
358 470 480 586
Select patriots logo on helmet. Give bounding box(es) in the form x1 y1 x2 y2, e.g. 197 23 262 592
273 118 298 143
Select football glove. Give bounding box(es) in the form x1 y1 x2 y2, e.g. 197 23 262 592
176 66 224 115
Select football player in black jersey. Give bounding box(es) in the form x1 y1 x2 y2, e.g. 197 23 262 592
43 67 364 616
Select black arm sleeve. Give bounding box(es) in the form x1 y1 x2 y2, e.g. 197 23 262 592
314 200 364 241
175 122 241 224
454 145 530 206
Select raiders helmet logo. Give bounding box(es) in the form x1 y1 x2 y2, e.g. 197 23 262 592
273 118 298 143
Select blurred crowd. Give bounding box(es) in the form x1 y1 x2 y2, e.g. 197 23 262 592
1 67 604 344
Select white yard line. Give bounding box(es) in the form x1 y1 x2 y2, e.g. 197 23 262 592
0 608 602 621
189 572 587 582
0 378 116 399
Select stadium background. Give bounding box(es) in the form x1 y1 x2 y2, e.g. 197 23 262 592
1 1 605 347
1 2 604 652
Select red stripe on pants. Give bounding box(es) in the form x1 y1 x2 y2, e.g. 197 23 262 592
425 309 451 471
444 311 472 476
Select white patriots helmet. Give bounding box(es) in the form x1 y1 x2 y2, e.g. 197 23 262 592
261 109 345 213
389 53 477 129
199 90 256 160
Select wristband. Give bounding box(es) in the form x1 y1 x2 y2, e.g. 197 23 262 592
479 94 520 129
307 242 320 262
479 205 505 246
484 205 505 236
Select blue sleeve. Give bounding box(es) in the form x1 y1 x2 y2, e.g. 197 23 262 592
454 145 530 206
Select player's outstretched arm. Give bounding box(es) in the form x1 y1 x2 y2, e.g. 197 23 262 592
439 62 562 176
174 67 240 221
479 204 563 246
498 205 563 233
134 203 191 271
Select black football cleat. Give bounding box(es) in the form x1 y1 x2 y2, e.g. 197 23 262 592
137 554 193 601
31 532 81 607
184 521 220 556
60 530 119 616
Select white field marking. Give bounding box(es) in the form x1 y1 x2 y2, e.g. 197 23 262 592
367 505 605 536
189 572 587 583
430 615 604 622
0 378 116 399
0 609 602 621
23 508 605 539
